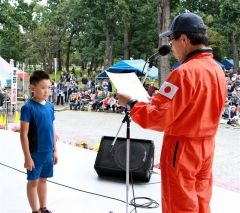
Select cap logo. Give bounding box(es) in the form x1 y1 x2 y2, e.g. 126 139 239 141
159 81 179 99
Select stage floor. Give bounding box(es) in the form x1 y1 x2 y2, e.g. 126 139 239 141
0 129 239 213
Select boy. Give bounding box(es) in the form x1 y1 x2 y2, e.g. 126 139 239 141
20 70 58 213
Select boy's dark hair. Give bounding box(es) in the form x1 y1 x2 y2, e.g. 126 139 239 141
173 32 209 46
30 70 50 85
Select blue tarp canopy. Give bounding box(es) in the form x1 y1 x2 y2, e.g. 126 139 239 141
221 59 233 70
215 60 225 69
96 59 158 79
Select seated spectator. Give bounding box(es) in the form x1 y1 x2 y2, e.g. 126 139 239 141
79 91 91 110
102 95 111 110
92 90 105 111
227 105 239 126
88 92 95 102
147 82 157 97
115 97 125 113
236 87 240 99
233 76 240 89
222 99 230 119
104 94 117 112
227 84 234 99
230 93 240 107
69 93 80 110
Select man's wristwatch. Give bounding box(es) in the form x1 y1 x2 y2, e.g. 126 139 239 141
126 99 138 110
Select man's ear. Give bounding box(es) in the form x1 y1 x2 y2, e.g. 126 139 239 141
29 84 35 92
181 34 189 45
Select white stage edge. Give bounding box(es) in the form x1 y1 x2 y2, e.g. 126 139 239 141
0 130 239 213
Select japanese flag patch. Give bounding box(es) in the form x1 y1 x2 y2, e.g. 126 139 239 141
159 81 179 99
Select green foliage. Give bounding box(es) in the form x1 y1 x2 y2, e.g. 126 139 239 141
0 0 36 61
0 0 239 73
174 0 240 60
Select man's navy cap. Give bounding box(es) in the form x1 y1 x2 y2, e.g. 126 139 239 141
159 12 206 37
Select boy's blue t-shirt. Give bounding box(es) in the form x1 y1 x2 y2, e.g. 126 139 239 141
20 99 55 153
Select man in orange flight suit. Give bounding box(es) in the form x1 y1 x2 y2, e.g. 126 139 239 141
117 13 226 213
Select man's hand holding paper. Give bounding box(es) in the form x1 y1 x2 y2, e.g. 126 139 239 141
106 72 150 106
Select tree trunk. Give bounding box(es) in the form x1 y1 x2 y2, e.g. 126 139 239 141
57 28 66 71
48 54 53 73
104 29 113 69
231 32 239 73
57 49 62 71
81 62 85 71
65 30 75 72
124 24 130 60
42 59 47 73
90 56 96 73
39 46 47 72
157 0 171 87
41 55 47 73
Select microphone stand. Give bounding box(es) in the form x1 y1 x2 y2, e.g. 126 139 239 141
110 48 167 211
141 60 149 85
141 54 156 85
110 108 131 213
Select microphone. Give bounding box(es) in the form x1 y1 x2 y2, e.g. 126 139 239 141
142 45 171 84
148 45 171 69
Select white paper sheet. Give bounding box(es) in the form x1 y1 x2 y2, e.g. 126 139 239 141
106 71 150 103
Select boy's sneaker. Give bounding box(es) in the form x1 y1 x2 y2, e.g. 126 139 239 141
40 207 52 213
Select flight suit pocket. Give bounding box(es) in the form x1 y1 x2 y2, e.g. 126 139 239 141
173 141 179 167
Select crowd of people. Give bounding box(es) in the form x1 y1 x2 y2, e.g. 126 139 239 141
46 70 160 113
223 72 240 126
47 69 240 128
1 68 240 124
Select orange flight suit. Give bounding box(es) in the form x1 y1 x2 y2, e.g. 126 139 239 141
130 50 226 213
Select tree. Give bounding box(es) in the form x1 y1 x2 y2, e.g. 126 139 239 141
0 0 35 61
157 0 171 86
217 1 240 72
178 0 240 72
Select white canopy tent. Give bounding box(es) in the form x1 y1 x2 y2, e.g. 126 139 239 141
0 56 28 87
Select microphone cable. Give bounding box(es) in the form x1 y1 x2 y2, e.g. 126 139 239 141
129 171 160 213
0 161 160 212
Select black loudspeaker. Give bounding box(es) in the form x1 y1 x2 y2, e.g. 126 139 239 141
94 136 154 182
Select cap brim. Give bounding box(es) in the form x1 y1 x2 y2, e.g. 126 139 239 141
159 30 172 38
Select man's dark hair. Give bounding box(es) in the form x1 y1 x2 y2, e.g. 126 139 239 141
30 70 50 85
173 32 208 46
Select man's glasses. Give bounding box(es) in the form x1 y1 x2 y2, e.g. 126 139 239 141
168 35 175 47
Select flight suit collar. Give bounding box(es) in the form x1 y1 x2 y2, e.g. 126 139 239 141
179 47 213 64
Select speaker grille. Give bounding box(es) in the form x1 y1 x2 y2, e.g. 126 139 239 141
114 142 146 171
94 136 154 182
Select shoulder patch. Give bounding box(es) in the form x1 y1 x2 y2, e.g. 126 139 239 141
159 81 179 99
